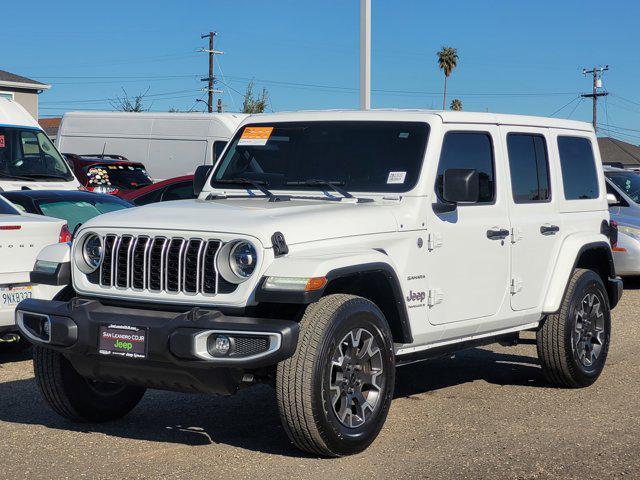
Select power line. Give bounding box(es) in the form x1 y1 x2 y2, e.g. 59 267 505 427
549 96 580 117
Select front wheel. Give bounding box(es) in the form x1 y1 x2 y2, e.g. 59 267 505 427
33 346 146 422
537 268 611 388
276 294 395 457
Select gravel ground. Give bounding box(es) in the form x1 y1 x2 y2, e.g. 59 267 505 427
1 285 638 480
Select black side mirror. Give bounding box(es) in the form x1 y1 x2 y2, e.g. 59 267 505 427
443 168 480 204
433 168 480 214
193 165 214 197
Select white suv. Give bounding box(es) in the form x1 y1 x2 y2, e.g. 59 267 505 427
16 110 622 456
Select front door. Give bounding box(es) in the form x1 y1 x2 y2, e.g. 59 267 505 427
501 127 562 311
426 126 511 325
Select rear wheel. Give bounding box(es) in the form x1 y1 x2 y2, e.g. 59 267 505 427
276 294 395 457
33 346 146 422
537 268 611 388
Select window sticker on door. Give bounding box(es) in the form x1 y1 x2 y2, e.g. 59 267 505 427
238 126 274 146
0 135 4 148
387 171 406 184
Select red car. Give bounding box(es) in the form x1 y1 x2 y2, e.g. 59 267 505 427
63 154 153 197
119 174 196 206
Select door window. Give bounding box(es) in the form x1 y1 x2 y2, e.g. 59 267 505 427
162 181 196 201
557 136 599 200
506 133 550 203
436 132 495 203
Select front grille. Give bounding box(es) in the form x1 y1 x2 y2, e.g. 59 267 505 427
98 234 231 295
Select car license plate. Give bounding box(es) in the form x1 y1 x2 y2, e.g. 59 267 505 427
0 285 33 309
98 325 147 359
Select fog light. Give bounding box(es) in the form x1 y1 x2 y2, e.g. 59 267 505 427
211 335 231 356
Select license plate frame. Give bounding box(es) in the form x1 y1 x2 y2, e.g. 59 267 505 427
98 324 148 359
0 285 33 310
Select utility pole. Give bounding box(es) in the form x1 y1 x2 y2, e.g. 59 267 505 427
581 65 609 132
200 31 224 113
360 0 371 110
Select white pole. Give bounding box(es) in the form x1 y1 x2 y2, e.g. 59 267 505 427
360 0 371 110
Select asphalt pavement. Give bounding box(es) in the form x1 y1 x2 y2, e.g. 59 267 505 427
1 284 638 479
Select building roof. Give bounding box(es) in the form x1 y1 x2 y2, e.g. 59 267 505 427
598 137 640 166
38 117 61 137
0 69 51 91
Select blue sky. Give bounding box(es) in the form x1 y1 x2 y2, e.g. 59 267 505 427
3 0 640 142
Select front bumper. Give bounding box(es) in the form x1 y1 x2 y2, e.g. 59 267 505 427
15 298 299 395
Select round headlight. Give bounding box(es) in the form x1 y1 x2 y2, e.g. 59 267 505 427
80 233 103 273
229 241 257 279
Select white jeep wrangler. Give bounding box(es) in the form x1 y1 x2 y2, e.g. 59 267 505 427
17 110 622 457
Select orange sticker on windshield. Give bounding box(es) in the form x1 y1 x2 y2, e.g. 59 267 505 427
238 126 273 146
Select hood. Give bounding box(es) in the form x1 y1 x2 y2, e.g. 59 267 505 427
82 197 399 246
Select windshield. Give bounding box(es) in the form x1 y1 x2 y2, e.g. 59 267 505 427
38 199 130 231
0 126 74 181
86 164 152 190
606 171 640 203
212 121 430 193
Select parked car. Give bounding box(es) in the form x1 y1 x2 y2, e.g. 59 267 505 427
17 110 621 457
0 190 132 233
0 98 81 191
56 111 246 180
0 195 68 350
119 175 195 205
63 153 153 196
604 166 640 276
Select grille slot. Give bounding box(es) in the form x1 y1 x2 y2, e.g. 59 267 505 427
97 234 230 296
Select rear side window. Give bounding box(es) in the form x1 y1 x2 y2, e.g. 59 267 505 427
507 134 550 203
213 141 227 161
162 182 196 201
436 132 495 203
558 136 599 200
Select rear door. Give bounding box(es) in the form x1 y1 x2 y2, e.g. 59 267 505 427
501 127 562 311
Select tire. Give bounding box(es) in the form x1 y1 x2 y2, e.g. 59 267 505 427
537 268 611 388
276 294 395 457
33 345 146 422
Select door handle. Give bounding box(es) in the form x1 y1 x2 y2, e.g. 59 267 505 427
540 224 560 235
486 228 510 240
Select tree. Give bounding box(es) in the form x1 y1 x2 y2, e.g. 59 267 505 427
436 47 459 110
242 81 269 114
450 98 463 111
110 87 150 112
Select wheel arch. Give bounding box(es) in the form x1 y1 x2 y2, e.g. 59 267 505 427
543 239 616 313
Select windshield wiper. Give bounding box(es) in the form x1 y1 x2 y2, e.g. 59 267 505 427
19 173 72 181
0 172 36 182
215 178 277 201
285 179 354 199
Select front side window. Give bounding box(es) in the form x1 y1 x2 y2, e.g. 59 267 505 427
37 199 130 232
507 133 550 203
212 121 430 193
0 127 74 181
606 171 640 204
436 132 495 203
162 181 196 201
558 136 599 200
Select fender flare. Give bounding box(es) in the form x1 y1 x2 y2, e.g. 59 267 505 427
255 251 412 343
542 238 614 313
29 242 72 287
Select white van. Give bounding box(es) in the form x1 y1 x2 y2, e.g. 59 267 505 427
56 111 247 180
0 98 80 191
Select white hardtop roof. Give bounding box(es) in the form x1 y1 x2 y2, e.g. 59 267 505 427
62 110 248 133
0 98 40 129
242 109 593 132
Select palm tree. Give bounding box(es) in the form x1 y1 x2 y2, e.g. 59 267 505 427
450 98 462 111
437 47 459 110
